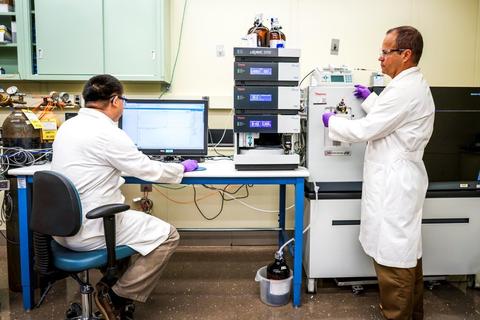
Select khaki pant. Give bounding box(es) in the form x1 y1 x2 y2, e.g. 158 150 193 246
112 226 180 302
373 258 424 320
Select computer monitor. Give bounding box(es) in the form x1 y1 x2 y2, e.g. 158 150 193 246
120 99 208 158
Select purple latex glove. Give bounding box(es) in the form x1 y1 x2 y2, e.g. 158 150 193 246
322 112 335 127
354 84 371 100
181 159 198 172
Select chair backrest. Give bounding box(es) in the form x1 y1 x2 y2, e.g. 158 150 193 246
31 170 82 237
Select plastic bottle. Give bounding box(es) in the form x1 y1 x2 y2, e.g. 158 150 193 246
269 17 286 48
247 14 269 47
266 252 290 280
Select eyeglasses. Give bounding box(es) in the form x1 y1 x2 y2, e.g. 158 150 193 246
379 48 407 57
110 95 128 102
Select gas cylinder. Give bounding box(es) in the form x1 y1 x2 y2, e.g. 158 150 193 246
2 107 41 149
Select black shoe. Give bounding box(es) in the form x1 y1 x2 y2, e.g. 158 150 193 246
122 302 135 320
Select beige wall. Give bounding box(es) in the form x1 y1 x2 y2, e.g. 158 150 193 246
1 0 479 229
168 0 480 100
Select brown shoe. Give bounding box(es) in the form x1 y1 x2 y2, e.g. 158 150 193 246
94 282 122 320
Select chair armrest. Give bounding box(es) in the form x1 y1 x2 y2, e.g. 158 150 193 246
85 203 130 281
85 204 130 220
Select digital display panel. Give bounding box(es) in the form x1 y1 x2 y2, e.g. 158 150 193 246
250 67 272 76
249 94 272 102
331 75 345 83
249 120 272 128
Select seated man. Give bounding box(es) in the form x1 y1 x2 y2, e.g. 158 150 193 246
51 74 198 319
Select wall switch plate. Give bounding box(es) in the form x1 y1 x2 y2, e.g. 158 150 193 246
216 44 225 57
330 39 340 55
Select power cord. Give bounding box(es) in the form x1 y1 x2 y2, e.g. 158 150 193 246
299 69 316 87
159 0 188 98
208 129 229 157
0 147 52 175
192 184 225 220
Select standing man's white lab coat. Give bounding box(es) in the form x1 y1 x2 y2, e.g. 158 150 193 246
328 67 435 268
51 107 185 255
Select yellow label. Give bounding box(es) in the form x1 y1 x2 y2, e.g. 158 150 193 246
21 109 43 129
41 119 57 141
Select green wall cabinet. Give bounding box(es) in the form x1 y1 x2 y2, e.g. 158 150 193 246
104 0 170 81
34 0 104 76
0 0 29 79
28 0 170 81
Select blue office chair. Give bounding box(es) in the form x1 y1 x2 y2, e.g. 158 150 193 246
30 170 137 319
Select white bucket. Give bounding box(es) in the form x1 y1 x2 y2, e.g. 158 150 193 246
255 266 292 306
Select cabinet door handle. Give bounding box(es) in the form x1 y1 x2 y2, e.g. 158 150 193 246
152 50 156 60
38 48 43 59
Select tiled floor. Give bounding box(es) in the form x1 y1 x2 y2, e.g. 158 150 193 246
1 245 480 319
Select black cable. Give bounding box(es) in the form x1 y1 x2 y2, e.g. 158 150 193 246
34 281 54 309
160 0 188 99
299 69 316 87
222 184 250 201
192 184 224 220
208 129 229 157
202 184 250 201
202 184 244 195
0 231 19 245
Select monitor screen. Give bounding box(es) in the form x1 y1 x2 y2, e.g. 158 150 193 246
120 99 208 157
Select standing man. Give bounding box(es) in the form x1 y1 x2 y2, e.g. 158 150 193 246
51 74 198 319
323 26 435 319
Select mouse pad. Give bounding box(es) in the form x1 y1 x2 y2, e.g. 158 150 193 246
195 166 206 171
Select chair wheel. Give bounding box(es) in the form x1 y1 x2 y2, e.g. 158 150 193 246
65 302 82 319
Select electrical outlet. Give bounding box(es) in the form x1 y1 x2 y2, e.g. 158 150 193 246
330 39 340 55
0 180 9 191
140 184 152 192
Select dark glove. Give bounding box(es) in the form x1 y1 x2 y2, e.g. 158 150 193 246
354 84 371 100
181 159 198 172
322 112 335 127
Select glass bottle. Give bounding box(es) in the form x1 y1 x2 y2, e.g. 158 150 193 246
247 14 269 47
269 17 286 48
267 252 290 280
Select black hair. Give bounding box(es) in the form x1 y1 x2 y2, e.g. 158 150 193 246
82 74 124 104
387 26 424 64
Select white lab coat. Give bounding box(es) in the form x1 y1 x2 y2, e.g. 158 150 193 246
51 108 184 256
328 67 435 268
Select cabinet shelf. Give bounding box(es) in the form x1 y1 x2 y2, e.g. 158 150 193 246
0 43 17 47
0 73 20 79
